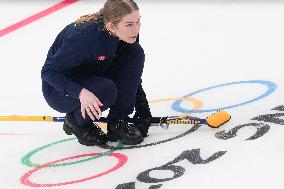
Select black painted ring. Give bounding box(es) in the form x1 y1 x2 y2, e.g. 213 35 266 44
100 124 201 150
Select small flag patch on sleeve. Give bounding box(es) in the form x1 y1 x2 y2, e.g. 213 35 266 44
97 56 106 61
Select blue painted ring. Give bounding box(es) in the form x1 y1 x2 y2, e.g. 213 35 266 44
172 80 277 113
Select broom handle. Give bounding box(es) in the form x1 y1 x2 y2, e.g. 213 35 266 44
0 115 206 124
0 110 230 129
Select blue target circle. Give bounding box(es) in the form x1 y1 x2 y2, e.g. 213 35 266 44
172 80 277 113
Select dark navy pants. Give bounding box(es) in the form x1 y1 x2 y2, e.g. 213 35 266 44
42 42 145 127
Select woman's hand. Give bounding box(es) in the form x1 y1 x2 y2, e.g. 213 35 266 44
79 88 103 120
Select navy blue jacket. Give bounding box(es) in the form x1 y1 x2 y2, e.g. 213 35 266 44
41 20 146 102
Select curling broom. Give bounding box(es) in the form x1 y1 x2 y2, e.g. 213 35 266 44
148 110 231 129
0 110 231 130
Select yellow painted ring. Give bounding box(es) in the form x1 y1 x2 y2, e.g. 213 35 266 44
149 97 202 110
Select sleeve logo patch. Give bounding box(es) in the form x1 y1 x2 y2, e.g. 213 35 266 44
97 56 106 61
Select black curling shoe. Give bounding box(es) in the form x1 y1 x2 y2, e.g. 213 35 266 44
107 118 144 145
63 114 109 146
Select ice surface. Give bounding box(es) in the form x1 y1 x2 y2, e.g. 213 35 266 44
1 0 284 188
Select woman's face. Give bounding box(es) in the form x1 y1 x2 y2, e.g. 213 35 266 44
111 10 141 44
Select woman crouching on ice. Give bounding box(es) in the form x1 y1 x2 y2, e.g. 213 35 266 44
41 0 152 146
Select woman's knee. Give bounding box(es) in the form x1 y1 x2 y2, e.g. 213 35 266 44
43 88 80 113
74 76 117 107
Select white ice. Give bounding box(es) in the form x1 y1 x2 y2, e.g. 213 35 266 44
1 0 284 188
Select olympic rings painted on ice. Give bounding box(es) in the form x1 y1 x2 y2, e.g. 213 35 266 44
172 80 277 113
20 152 127 187
20 80 276 186
21 137 124 168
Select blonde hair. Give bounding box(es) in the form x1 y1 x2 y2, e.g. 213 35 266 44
75 0 139 26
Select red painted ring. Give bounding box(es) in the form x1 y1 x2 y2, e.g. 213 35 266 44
20 152 127 187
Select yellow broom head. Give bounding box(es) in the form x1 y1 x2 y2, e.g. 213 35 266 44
205 110 231 128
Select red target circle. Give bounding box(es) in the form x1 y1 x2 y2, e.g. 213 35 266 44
20 152 127 187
